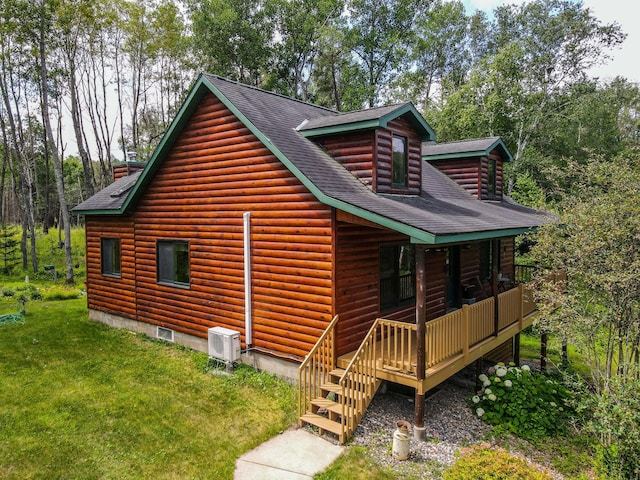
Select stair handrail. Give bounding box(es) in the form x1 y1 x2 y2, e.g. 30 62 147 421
298 315 340 419
337 318 382 438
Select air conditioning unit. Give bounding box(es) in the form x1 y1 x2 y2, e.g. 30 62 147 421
208 326 241 363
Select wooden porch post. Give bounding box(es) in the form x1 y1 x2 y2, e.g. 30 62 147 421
513 333 521 365
492 239 500 336
414 246 427 441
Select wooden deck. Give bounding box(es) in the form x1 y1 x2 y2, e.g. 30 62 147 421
299 273 564 444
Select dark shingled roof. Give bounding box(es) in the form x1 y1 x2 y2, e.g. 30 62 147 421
74 170 142 212
73 74 548 243
422 136 513 162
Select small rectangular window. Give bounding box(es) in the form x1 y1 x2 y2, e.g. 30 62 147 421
392 135 408 187
380 244 415 311
487 159 496 196
101 238 121 277
157 240 190 286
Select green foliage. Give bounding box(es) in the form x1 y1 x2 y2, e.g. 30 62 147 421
41 286 81 301
583 373 640 479
444 444 552 480
0 223 20 274
471 363 573 440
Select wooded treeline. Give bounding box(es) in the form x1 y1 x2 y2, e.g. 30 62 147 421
1 0 639 282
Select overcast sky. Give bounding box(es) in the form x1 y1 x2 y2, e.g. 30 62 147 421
462 0 640 84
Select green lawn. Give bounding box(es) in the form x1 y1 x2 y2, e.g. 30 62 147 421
0 295 297 480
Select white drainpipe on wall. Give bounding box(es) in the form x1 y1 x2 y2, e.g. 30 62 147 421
243 212 253 347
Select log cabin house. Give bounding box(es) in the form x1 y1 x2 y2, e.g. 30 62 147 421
73 73 554 444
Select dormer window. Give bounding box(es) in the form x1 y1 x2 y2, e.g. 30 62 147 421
487 159 496 196
392 135 408 188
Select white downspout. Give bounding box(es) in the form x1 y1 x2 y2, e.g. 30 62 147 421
243 212 252 346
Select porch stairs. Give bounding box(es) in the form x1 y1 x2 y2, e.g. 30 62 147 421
298 315 381 444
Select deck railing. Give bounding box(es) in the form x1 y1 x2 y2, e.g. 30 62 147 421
378 318 416 374
298 315 339 420
498 285 523 330
468 297 495 345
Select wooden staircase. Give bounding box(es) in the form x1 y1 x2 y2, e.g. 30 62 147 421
299 316 381 444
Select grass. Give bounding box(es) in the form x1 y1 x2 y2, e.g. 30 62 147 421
0 295 297 479
314 447 406 480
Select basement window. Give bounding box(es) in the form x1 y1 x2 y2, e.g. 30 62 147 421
157 326 174 342
157 240 190 287
101 238 121 277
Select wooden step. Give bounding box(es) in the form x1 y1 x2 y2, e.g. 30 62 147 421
300 413 344 436
329 368 345 379
320 382 342 395
311 397 351 416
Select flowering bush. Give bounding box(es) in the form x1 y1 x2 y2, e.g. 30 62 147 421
471 362 573 440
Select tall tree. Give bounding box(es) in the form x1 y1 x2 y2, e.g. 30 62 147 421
187 0 275 86
392 0 469 111
344 0 424 108
36 0 74 283
433 0 624 192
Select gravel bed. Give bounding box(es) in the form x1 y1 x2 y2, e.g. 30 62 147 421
348 370 491 479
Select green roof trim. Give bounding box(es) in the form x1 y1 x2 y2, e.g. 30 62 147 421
300 103 436 141
423 137 514 163
413 226 535 245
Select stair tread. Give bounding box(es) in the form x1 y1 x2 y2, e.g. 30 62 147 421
311 397 346 414
300 413 343 435
329 368 345 378
320 382 342 393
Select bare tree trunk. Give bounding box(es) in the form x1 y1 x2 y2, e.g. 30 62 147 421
38 0 73 284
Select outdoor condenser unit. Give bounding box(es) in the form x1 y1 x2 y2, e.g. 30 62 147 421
207 326 241 363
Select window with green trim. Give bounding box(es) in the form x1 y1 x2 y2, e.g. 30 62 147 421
380 244 415 311
392 135 408 187
487 159 496 196
157 240 190 286
101 238 121 277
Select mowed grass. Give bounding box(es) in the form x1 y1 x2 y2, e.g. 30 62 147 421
0 296 297 480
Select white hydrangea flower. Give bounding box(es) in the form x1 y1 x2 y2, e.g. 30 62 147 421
521 364 531 372
504 380 513 387
472 395 480 404
488 394 497 401
484 388 492 396
496 366 508 377
483 379 491 387
478 374 489 382
476 407 485 417
550 402 557 408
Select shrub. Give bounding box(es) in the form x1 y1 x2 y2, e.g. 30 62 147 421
444 444 552 480
471 362 573 440
42 286 80 301
585 374 640 479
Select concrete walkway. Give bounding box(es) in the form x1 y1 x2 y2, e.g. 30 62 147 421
234 428 344 480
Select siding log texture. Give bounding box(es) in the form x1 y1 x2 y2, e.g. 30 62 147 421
85 216 137 319
129 93 333 358
430 151 504 200
334 222 412 356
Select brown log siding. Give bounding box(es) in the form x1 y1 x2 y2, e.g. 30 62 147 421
431 152 504 200
318 132 375 189
430 158 480 198
85 216 137 319
375 118 422 194
334 222 413 356
86 93 334 359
